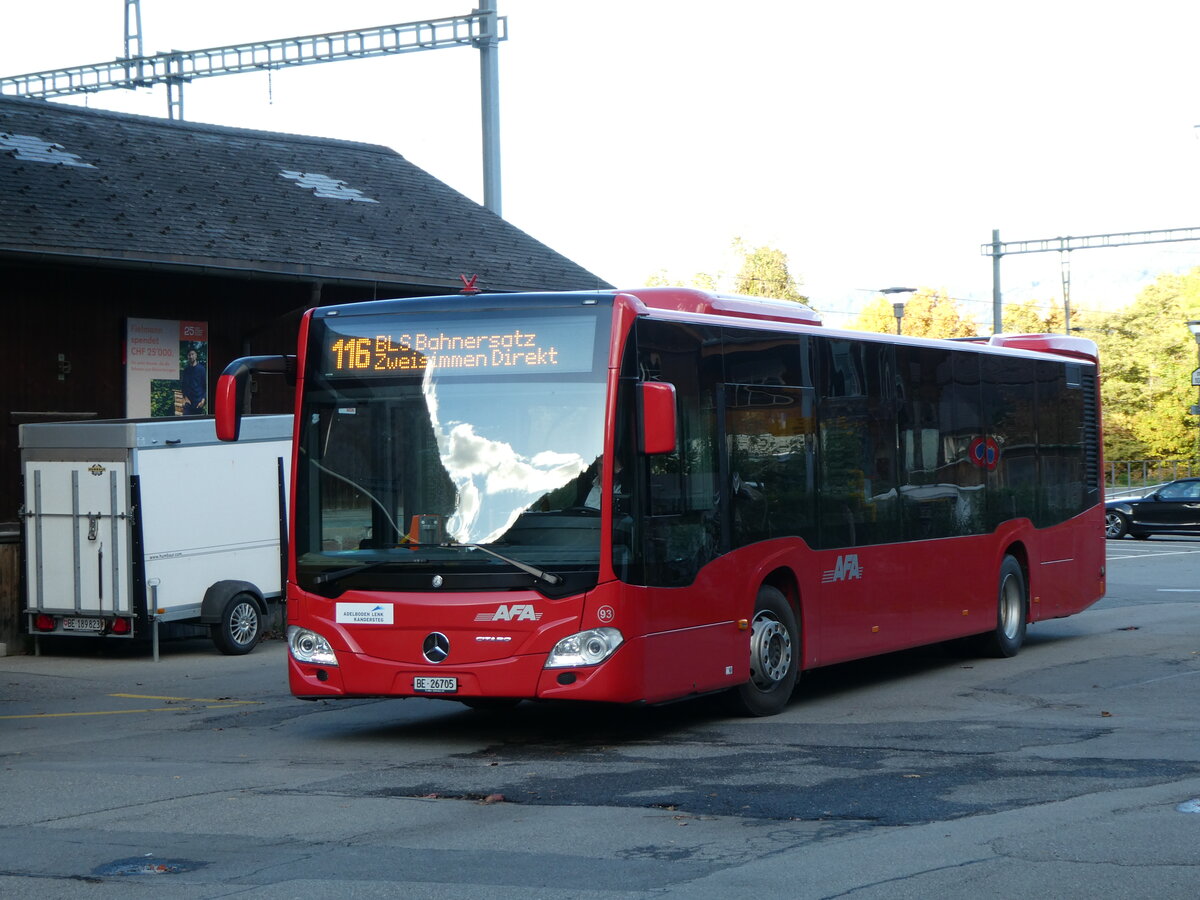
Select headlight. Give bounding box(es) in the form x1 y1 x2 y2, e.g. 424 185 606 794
545 627 624 668
288 626 338 666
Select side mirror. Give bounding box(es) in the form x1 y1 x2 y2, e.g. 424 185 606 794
215 355 294 441
638 382 677 455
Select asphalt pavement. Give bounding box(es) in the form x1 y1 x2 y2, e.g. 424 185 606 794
1 538 1198 897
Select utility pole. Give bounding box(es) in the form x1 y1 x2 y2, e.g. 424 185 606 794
990 230 1002 334
124 0 142 60
477 0 502 216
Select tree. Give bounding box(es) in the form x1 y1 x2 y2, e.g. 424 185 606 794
1088 268 1200 461
731 238 808 303
853 296 903 334
1002 297 1066 334
645 269 717 290
642 238 808 307
850 288 978 339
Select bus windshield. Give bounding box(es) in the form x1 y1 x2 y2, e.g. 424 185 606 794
294 305 609 593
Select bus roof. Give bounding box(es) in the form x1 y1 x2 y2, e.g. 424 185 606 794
979 333 1099 362
617 287 823 326
619 288 1098 364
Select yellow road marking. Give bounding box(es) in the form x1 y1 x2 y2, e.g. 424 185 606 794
0 694 261 720
110 693 259 705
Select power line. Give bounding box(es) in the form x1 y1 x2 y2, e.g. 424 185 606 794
0 4 508 214
983 226 1200 334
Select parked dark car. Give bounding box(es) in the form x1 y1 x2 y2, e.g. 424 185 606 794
1105 477 1200 539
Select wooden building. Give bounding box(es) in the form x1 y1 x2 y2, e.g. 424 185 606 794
0 95 611 650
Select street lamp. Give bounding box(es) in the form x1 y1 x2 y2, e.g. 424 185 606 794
879 287 918 336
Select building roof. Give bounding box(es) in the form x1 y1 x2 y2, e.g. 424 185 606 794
0 95 610 293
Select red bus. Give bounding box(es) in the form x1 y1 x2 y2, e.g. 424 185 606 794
217 288 1105 716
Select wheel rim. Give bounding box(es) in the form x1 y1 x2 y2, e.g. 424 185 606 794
1104 513 1123 538
998 573 1022 641
229 601 259 646
749 610 792 689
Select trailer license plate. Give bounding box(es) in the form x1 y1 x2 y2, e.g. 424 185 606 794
62 617 104 632
413 676 457 693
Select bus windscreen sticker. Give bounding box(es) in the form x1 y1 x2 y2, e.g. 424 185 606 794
322 316 597 377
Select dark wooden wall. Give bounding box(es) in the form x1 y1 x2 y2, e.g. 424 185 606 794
1 260 391 527
0 543 17 653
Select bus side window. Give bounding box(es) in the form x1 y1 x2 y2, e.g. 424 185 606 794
816 338 899 549
982 355 1038 529
1036 361 1086 525
896 347 986 540
633 319 722 586
725 384 816 548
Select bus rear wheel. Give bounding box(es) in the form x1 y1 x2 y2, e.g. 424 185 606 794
726 585 799 717
973 556 1027 658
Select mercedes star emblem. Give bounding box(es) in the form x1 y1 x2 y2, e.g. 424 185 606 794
422 632 450 663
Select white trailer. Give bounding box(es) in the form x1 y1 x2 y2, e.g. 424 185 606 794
20 415 291 657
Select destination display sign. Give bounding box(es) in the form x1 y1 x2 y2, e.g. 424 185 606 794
320 314 597 377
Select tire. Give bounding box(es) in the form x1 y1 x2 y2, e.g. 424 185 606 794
726 585 799 717
974 556 1027 658
1104 510 1129 539
212 594 262 655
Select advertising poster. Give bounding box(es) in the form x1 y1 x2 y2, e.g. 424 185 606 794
125 318 209 418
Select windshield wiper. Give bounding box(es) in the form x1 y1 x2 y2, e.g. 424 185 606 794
448 543 563 586
312 558 425 586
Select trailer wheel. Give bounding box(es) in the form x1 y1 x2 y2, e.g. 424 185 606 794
213 593 262 655
725 585 799 717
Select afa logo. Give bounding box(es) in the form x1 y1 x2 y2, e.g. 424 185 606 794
474 604 542 622
822 554 863 583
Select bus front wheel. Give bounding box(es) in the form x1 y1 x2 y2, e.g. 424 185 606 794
727 585 799 717
973 556 1027 658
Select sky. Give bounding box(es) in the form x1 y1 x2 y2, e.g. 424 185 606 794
5 0 1200 329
